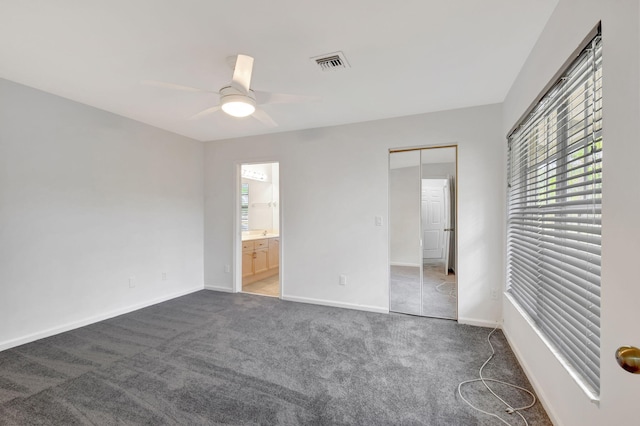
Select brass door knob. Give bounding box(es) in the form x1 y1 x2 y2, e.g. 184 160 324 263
615 346 640 374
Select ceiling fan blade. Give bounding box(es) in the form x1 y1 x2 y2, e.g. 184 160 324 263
189 105 221 120
251 108 278 127
141 80 216 93
231 54 254 93
253 90 320 105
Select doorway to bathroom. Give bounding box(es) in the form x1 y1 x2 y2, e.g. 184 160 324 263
238 162 280 298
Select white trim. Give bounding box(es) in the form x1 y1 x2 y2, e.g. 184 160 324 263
0 286 202 352
204 284 234 293
502 318 562 426
234 164 242 293
457 317 501 328
389 262 422 267
282 295 389 314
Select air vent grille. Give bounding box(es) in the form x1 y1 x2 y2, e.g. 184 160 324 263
311 51 350 71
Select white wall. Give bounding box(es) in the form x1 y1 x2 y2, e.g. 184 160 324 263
389 165 421 266
0 78 204 350
204 103 504 324
502 1 640 424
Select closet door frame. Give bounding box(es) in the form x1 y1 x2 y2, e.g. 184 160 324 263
388 144 458 319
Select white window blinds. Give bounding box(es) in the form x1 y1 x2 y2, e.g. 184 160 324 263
507 32 602 396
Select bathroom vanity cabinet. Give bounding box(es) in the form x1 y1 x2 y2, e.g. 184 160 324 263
242 237 279 283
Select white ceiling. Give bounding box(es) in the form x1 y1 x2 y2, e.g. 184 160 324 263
0 0 558 142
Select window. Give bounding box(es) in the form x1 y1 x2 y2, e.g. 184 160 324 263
506 31 602 397
241 183 249 231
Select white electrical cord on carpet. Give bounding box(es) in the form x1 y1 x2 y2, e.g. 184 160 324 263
457 326 537 426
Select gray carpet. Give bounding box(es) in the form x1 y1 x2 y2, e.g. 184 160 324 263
0 291 551 425
422 263 457 319
390 264 457 319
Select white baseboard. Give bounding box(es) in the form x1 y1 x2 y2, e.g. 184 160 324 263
458 317 501 328
390 262 421 267
204 284 234 293
282 294 388 314
0 286 203 352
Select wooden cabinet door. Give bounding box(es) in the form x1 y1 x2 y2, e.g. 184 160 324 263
268 238 279 269
253 248 269 274
242 251 254 278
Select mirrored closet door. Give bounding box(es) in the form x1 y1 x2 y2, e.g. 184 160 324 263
389 146 457 319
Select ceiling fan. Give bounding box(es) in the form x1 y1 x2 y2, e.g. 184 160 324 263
143 54 316 127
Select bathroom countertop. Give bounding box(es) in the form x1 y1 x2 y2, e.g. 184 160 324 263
242 233 279 241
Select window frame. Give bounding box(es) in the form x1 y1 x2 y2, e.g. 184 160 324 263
506 27 602 400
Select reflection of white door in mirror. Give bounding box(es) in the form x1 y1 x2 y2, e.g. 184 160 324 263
421 179 447 260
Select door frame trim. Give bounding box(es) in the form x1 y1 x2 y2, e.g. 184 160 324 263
235 161 282 298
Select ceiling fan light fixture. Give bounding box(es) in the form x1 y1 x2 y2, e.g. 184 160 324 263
221 100 255 117
220 89 256 117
